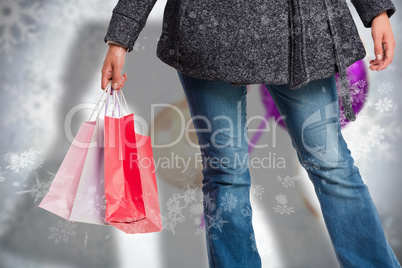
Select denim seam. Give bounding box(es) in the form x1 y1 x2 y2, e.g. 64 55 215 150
264 83 345 266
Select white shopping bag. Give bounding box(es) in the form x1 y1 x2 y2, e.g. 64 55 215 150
69 116 107 225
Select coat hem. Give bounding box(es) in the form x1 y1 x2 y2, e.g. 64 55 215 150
157 44 367 91
156 34 367 90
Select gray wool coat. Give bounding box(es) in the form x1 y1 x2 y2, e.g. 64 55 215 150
104 0 396 121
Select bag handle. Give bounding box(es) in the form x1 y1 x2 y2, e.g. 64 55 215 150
88 81 112 121
105 88 121 118
113 88 130 115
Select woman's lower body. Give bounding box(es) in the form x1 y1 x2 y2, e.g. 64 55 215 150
176 70 401 268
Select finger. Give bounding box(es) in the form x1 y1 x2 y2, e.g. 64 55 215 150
378 41 395 71
119 73 127 89
101 63 113 91
369 56 382 70
112 65 123 94
120 74 124 87
369 60 382 71
373 34 384 63
370 40 386 71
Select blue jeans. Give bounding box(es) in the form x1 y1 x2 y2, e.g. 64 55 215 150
177 70 401 268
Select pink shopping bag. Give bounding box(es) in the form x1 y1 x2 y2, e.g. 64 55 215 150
39 83 111 221
38 121 96 219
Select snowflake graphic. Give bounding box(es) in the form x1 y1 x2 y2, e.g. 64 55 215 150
53 168 74 186
185 195 205 235
176 168 200 189
113 194 127 209
0 0 44 53
353 91 367 105
367 124 385 146
165 195 185 223
183 186 198 203
206 208 229 233
221 192 238 213
241 205 253 220
210 234 219 240
3 149 45 174
48 220 77 244
21 47 58 85
273 204 295 215
193 210 206 235
2 83 57 148
274 193 294 214
194 216 202 225
364 98 375 109
385 64 399 72
162 187 199 234
56 192 75 210
275 193 288 205
375 98 393 113
303 158 320 171
350 83 363 96
28 176 52 203
203 192 216 212
87 194 106 216
355 79 367 89
190 203 203 216
377 82 394 95
277 175 302 188
195 225 204 236
251 184 265 200
161 216 177 234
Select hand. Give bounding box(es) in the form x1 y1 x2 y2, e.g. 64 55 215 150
369 10 396 71
101 43 128 95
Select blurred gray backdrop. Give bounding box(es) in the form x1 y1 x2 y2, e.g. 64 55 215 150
0 0 401 267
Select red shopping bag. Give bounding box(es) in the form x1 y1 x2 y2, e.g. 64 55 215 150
104 89 162 234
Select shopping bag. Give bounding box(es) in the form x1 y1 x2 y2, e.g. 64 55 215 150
39 82 111 221
69 117 106 225
104 89 163 234
38 125 95 219
69 83 121 225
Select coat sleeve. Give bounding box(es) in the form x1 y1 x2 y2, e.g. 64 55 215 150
350 0 396 28
103 0 158 52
